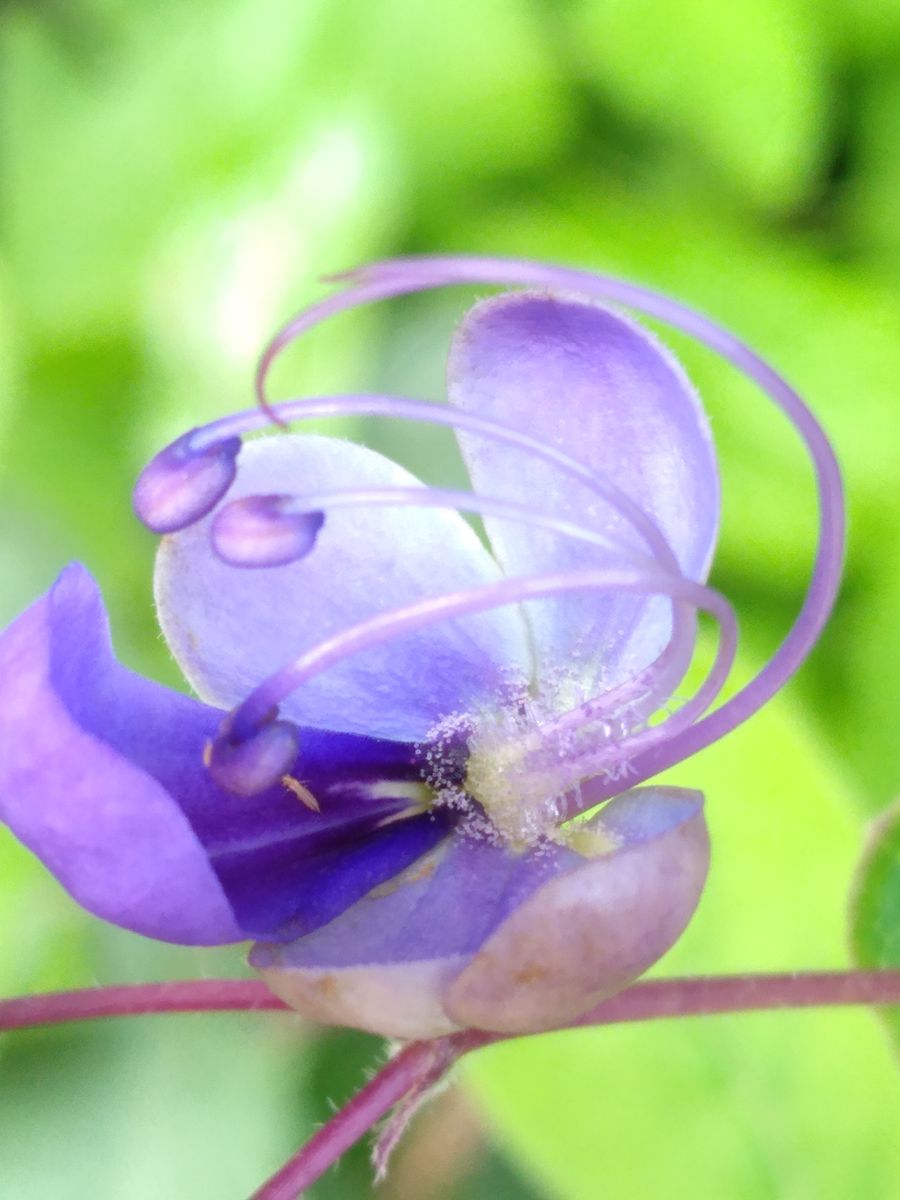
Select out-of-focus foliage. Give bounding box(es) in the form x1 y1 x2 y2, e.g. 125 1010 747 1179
1 0 899 1196
851 799 900 1047
565 0 829 213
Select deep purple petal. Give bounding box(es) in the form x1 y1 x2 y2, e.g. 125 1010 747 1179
155 434 532 744
252 786 708 1038
0 565 442 945
447 293 719 693
223 808 453 943
0 566 240 945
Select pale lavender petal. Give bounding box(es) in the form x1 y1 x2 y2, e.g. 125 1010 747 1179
257 959 466 1040
252 787 708 1038
156 434 532 744
447 293 719 694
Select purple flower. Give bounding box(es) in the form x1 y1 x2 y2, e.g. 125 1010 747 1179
0 256 843 1040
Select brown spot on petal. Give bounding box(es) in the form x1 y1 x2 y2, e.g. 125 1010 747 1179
315 973 339 1000
513 963 550 985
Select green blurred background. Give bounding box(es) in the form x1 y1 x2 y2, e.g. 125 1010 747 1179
1 1 899 1196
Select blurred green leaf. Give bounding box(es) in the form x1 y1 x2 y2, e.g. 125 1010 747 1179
846 70 900 272
3 2 372 330
850 798 900 1047
0 1013 306 1199
564 0 827 213
305 0 572 195
0 263 18 434
465 679 900 1199
832 522 900 810
821 0 900 59
0 831 90 1000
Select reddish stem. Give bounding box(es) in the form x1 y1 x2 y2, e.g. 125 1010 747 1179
568 968 900 1027
3 969 898 1200
3 969 896 1037
249 1039 458 1200
252 969 900 1198
0 979 287 1031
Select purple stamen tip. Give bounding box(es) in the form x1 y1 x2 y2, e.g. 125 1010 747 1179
133 432 242 534
210 495 325 568
205 714 300 797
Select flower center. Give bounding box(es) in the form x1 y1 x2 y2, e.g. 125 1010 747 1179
419 675 647 848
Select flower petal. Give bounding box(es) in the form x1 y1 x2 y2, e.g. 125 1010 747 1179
445 787 709 1033
252 787 708 1038
0 565 241 945
221 808 453 943
447 292 719 693
156 434 532 744
0 564 445 946
251 830 572 1038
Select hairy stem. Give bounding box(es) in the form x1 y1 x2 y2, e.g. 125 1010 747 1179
569 969 900 1027
3 969 898 1200
251 969 900 1198
0 979 287 1031
250 1039 458 1200
3 969 896 1036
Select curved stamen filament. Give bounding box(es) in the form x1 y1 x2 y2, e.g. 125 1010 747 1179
188 393 680 573
258 255 843 781
226 566 737 812
234 568 732 736
160 382 704 719
213 484 665 572
540 631 728 795
172 390 701 750
190 393 696 710
213 482 700 735
537 593 720 772
212 484 701 749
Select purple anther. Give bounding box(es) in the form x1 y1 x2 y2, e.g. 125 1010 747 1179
205 713 300 797
133 431 242 534
211 495 325 568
